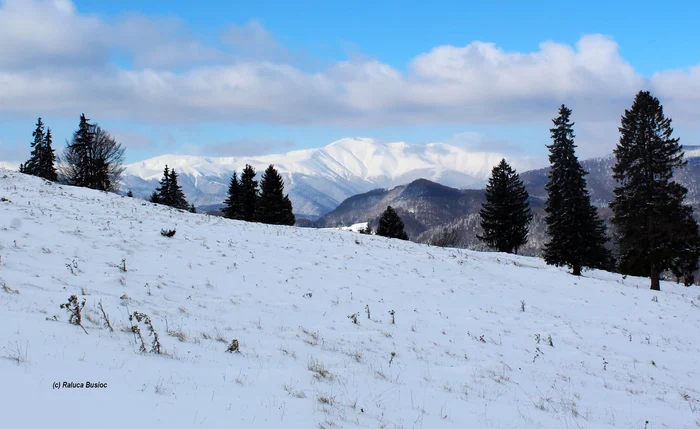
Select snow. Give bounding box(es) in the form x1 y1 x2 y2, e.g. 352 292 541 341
332 222 370 233
121 137 547 215
2 169 700 429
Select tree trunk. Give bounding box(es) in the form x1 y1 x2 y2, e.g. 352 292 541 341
572 263 581 276
650 269 661 291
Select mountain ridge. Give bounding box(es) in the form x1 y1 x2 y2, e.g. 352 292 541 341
120 137 545 218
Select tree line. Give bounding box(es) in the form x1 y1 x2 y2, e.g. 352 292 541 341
476 90 700 290
19 114 125 192
220 164 296 226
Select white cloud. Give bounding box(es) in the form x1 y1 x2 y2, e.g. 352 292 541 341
0 0 698 136
221 19 290 62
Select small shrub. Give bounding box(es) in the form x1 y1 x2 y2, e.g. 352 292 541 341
97 301 113 332
348 313 359 325
308 357 334 381
60 295 87 334
388 309 395 324
226 339 240 353
160 228 176 238
129 311 161 354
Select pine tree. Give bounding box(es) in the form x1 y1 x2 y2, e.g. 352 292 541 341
126 190 134 197
60 114 93 187
151 165 190 210
376 206 409 240
167 168 190 210
256 164 295 225
154 165 172 205
59 115 124 191
222 172 242 219
189 204 197 213
610 90 700 290
39 128 58 181
543 105 611 275
239 164 259 222
477 159 532 254
22 117 45 177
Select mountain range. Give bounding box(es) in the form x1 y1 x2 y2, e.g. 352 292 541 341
120 138 545 219
313 145 700 255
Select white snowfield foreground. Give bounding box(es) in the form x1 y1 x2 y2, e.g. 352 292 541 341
1 169 699 429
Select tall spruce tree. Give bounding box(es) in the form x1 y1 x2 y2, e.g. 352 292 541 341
40 128 58 181
153 165 172 205
22 117 45 177
239 164 259 222
477 159 532 254
610 90 700 290
167 168 190 210
376 206 409 240
543 105 611 275
59 115 124 191
256 165 295 225
60 114 93 187
151 165 190 210
222 172 243 219
22 119 58 181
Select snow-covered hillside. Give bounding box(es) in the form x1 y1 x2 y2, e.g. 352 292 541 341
122 138 544 217
2 170 700 429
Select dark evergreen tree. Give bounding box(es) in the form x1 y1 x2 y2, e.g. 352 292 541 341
477 159 532 254
126 190 134 197
610 90 700 290
22 119 58 181
256 164 295 225
239 164 259 222
154 165 172 205
222 172 242 219
60 114 93 187
59 115 124 191
189 204 197 213
543 105 611 275
151 165 190 210
167 168 190 210
376 206 409 240
21 117 45 177
40 128 58 181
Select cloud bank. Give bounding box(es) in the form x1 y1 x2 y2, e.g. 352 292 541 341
0 0 698 128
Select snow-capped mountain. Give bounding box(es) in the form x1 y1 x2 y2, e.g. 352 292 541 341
121 138 544 218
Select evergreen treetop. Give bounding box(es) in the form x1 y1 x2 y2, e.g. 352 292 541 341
256 164 295 225
167 168 190 210
222 171 242 219
610 90 700 290
155 165 172 205
543 105 611 275
40 128 58 182
239 164 259 222
22 117 45 176
477 158 532 254
20 118 58 182
376 206 409 240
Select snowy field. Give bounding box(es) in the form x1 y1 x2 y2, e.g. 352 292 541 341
1 169 700 429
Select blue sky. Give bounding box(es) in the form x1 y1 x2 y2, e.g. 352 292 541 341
1 0 699 164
